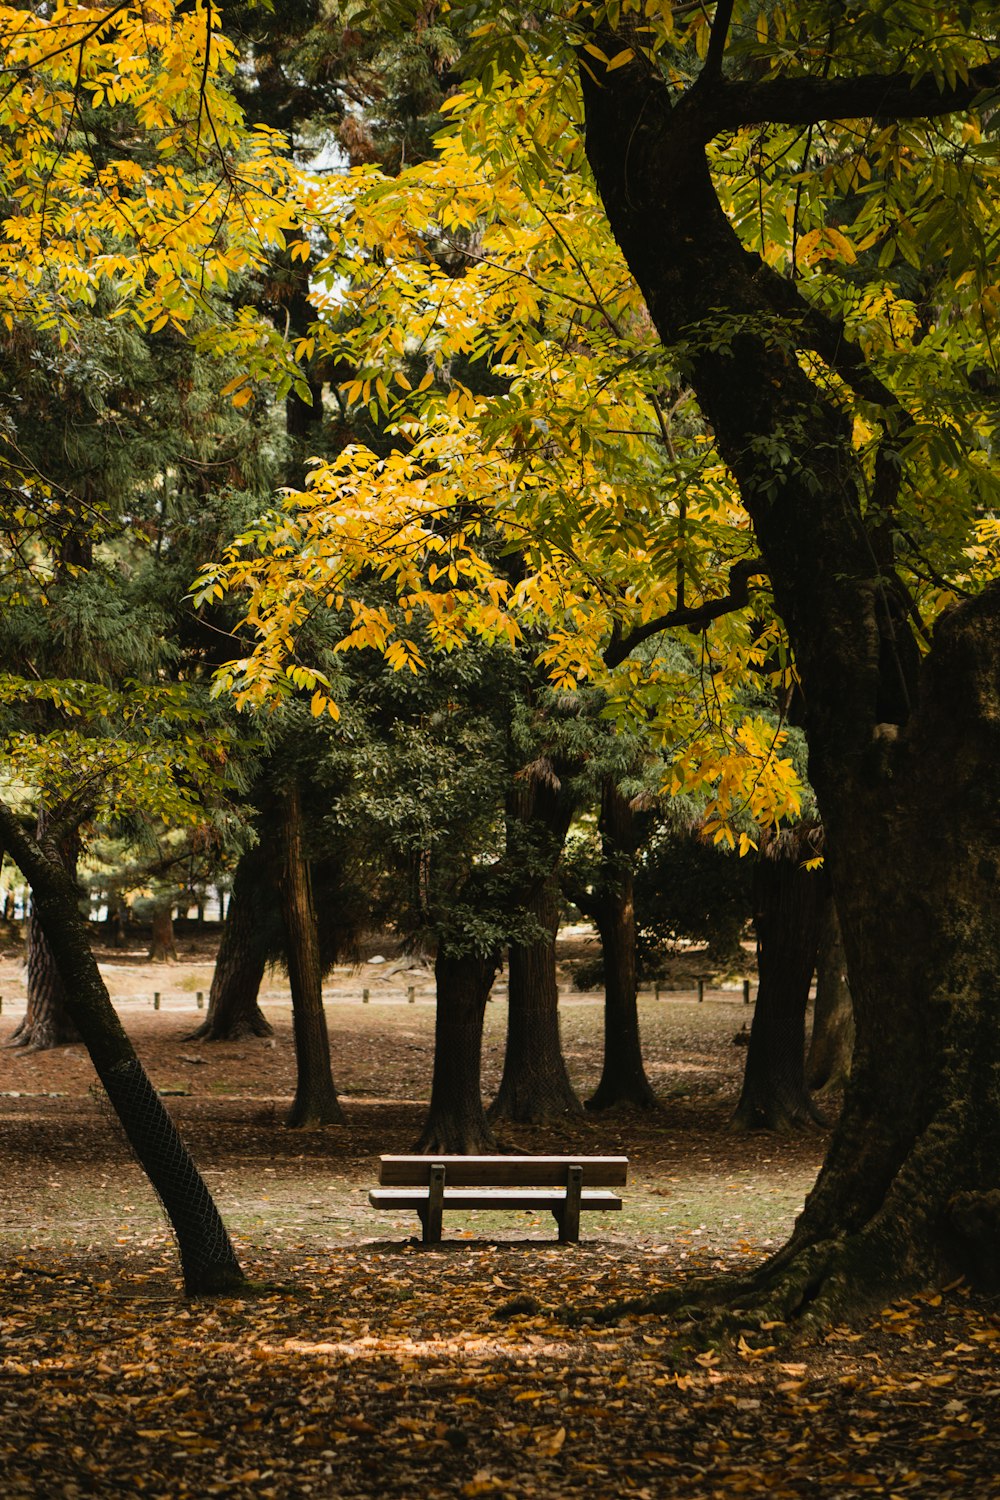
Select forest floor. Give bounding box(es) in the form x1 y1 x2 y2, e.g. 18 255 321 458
0 926 997 1498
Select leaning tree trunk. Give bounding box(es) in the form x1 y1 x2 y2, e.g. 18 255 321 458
279 780 343 1128
733 828 826 1131
417 947 501 1154
8 821 80 1051
490 872 581 1124
185 851 272 1042
807 898 854 1093
489 766 581 1124
580 38 1000 1310
586 779 657 1111
0 805 244 1294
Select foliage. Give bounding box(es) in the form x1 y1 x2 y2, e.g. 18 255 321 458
201 57 804 840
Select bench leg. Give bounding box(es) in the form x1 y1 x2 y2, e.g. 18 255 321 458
555 1165 582 1244
418 1164 445 1244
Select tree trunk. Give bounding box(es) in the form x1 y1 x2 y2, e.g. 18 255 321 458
489 767 581 1124
417 947 501 1154
807 898 854 1093
185 851 272 1042
580 45 1000 1308
0 805 244 1294
490 872 581 1123
589 779 657 1111
733 829 826 1131
7 822 81 1050
148 904 177 962
279 780 343 1128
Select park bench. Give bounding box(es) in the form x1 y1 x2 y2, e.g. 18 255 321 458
369 1154 628 1244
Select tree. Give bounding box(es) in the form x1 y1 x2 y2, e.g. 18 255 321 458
732 825 826 1132
565 774 659 1112
0 806 245 1294
806 899 854 1094
489 755 582 1125
565 3 1000 1311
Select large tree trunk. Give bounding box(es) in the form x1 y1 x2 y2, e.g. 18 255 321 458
417 947 500 1154
489 872 581 1123
489 767 581 1124
279 781 343 1127
8 822 81 1051
807 898 854 1093
185 850 272 1042
733 828 826 1131
0 806 244 1294
587 779 657 1111
580 40 1000 1310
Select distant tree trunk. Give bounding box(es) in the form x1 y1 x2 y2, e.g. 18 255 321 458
490 872 581 1123
279 780 343 1128
571 778 657 1110
149 904 177 962
733 828 826 1131
185 851 272 1042
490 767 581 1124
807 898 855 1092
0 804 244 1294
7 822 81 1051
417 946 500 1154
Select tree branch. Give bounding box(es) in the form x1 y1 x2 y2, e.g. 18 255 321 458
701 0 735 85
698 59 1000 135
603 556 768 667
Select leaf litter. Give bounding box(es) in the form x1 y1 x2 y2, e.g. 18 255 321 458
0 938 998 1496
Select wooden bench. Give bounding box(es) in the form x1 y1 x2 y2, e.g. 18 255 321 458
369 1154 628 1244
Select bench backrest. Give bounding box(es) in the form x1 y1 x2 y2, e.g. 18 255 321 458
378 1154 628 1187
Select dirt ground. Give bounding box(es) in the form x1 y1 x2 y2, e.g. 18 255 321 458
0 928 997 1499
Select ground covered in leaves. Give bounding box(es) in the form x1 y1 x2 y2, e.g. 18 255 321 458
1 929 997 1497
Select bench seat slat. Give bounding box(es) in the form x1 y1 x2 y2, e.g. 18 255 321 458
369 1187 623 1211
377 1154 628 1187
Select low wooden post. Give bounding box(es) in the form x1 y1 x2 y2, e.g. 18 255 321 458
407 985 415 1005
153 991 160 1011
697 978 705 1004
743 978 751 1005
558 1164 583 1244
419 1163 445 1244
196 991 204 1010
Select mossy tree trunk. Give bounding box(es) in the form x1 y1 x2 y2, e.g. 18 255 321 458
733 828 826 1132
279 779 343 1128
580 36 1000 1311
0 804 244 1294
417 947 501 1154
489 767 581 1125
807 898 854 1093
186 848 272 1043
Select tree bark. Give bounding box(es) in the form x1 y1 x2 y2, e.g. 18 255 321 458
185 850 272 1042
489 768 581 1124
569 778 657 1111
807 898 854 1093
733 828 826 1131
7 822 81 1050
279 780 343 1128
148 904 177 962
417 946 500 1153
579 41 1000 1308
489 872 581 1123
0 805 244 1294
